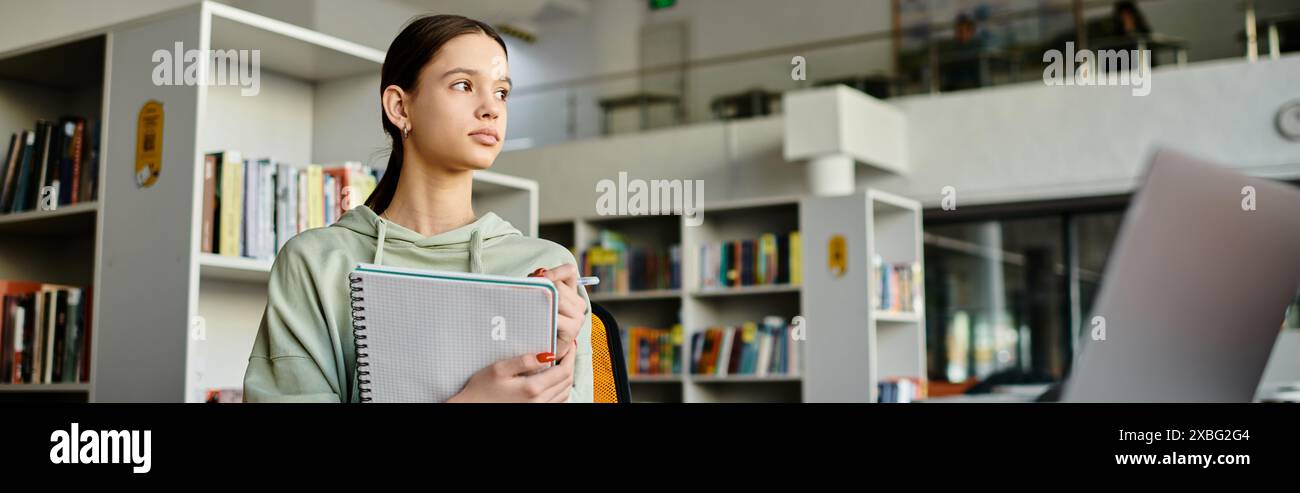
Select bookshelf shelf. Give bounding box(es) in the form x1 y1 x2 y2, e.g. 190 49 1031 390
874 311 920 323
0 202 97 234
0 383 91 393
800 190 928 403
208 2 384 81
690 375 802 383
691 284 800 298
629 375 684 383
198 253 272 283
589 289 682 302
0 29 106 401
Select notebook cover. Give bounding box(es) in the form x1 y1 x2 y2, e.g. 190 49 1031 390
350 263 558 403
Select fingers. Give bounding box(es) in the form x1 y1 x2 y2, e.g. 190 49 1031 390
544 264 579 289
532 264 586 351
497 350 555 378
528 345 574 390
531 265 585 315
539 341 577 402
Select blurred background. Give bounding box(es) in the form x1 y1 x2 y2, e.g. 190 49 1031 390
1 0 1298 403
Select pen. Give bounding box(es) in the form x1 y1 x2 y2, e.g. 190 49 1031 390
578 276 600 286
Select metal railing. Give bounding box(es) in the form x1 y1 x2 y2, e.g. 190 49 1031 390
502 0 1294 151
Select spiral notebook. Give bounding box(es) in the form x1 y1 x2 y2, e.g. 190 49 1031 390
349 263 558 403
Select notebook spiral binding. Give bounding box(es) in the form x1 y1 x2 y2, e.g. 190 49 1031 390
350 274 372 402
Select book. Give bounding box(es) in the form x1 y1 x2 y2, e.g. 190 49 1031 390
275 162 296 253
217 151 244 256
306 165 323 229
789 231 802 285
348 263 558 402
66 118 85 205
625 325 682 375
199 153 379 261
255 158 275 259
690 315 802 377
78 120 99 204
34 120 55 209
872 256 921 314
697 231 801 290
55 117 85 206
580 229 679 294
201 154 217 253
241 158 255 257
878 377 926 403
62 289 82 383
10 128 38 212
0 116 98 214
0 133 16 211
0 282 92 384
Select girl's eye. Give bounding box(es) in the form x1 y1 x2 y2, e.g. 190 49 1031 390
495 88 509 101
452 81 470 91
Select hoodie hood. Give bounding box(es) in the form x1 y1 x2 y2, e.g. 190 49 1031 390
334 205 522 273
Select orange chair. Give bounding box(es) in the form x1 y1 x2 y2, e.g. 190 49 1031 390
589 302 631 403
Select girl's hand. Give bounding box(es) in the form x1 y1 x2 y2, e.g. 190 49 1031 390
529 264 585 361
447 339 577 403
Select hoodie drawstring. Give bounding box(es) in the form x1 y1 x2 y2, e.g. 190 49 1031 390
373 217 388 265
469 228 483 274
373 215 484 272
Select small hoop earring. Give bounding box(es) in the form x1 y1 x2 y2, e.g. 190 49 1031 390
402 124 411 140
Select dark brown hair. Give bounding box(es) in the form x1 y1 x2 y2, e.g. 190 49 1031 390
366 14 508 215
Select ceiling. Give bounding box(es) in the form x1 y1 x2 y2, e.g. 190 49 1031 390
390 0 590 27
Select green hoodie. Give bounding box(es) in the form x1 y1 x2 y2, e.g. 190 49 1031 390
243 205 593 403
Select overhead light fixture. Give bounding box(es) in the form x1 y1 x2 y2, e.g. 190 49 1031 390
497 23 537 44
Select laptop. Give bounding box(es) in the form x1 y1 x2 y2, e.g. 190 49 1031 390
1060 150 1300 402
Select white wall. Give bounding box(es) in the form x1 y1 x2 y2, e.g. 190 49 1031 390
492 54 1300 221
876 54 1300 207
0 0 424 56
0 0 197 55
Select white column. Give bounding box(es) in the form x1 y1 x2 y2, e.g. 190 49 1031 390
807 154 855 196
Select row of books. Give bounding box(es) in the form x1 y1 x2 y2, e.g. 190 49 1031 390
201 151 378 259
580 230 680 293
697 232 801 290
205 388 244 403
690 316 801 377
877 377 926 403
0 117 100 214
624 325 683 376
872 257 922 314
1 280 93 385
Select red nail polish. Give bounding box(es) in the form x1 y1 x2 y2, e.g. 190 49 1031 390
536 352 555 363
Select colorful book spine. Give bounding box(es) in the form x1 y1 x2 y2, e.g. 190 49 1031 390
218 151 243 256
689 316 802 377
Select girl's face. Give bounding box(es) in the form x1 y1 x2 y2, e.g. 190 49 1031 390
407 33 510 171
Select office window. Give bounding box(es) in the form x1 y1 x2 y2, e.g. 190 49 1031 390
924 217 1068 384
924 200 1139 386
1073 212 1125 332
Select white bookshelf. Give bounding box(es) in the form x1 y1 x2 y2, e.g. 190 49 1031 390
0 31 108 400
541 191 928 403
0 2 543 403
800 189 927 403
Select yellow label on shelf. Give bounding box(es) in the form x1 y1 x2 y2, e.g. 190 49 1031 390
134 100 164 188
828 234 847 278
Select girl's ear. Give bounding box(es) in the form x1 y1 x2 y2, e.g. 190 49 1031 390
382 85 410 132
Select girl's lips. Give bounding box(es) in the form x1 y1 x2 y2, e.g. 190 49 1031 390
470 133 499 146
